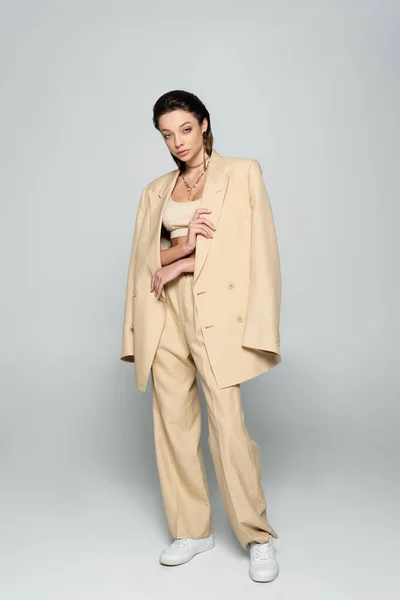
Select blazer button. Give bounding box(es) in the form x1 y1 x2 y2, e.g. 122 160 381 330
133 290 137 297
130 322 134 331
237 316 243 323
228 282 234 289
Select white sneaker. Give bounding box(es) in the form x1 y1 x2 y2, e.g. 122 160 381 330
249 536 279 582
159 532 215 566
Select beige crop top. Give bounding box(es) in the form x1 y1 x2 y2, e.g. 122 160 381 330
162 197 202 239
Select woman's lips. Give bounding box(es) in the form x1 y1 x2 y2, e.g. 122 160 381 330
177 149 189 155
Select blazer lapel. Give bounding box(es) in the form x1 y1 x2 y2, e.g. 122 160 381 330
146 171 180 293
147 148 229 298
193 152 229 284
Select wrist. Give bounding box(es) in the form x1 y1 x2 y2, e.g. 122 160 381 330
181 243 194 256
178 254 195 275
176 257 189 275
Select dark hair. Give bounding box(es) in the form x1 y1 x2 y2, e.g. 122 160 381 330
152 90 214 172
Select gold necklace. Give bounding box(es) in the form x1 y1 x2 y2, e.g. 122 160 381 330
180 158 210 201
185 160 204 169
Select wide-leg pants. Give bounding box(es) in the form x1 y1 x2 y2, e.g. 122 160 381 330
150 271 278 551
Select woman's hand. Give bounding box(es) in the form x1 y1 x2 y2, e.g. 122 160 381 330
150 261 182 300
185 208 216 253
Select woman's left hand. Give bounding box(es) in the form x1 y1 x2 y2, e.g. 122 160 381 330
150 262 182 300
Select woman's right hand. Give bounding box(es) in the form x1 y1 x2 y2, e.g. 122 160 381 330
185 208 216 253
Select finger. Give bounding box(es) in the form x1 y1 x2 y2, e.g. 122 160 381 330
192 224 213 237
199 225 213 238
156 280 162 297
202 218 216 230
194 208 212 217
195 217 216 230
191 225 207 236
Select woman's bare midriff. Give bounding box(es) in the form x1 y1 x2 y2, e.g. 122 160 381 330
171 236 189 247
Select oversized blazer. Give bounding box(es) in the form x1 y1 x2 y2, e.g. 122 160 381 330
120 148 282 393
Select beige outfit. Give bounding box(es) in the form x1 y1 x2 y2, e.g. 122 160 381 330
120 149 282 549
120 149 281 393
162 196 201 238
149 197 278 550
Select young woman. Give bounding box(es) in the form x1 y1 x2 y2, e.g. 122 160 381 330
120 90 282 583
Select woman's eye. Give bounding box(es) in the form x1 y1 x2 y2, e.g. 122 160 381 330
163 129 190 139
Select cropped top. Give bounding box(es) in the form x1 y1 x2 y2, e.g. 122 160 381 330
162 197 202 239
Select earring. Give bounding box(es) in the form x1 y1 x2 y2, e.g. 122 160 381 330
203 131 207 170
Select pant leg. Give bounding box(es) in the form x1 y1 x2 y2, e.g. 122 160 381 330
151 275 213 540
177 273 279 550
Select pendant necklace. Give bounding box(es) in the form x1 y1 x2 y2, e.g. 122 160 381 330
180 158 210 201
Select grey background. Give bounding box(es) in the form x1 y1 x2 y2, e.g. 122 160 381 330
1 0 399 598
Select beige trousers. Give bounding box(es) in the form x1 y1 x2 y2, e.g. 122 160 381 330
150 272 278 551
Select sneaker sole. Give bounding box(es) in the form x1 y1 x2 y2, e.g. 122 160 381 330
249 566 279 583
159 538 215 566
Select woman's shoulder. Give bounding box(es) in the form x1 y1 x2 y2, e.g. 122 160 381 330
220 155 262 182
221 153 259 171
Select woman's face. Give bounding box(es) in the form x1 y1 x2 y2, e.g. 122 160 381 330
159 110 207 162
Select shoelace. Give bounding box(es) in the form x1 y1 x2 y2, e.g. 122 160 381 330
172 539 189 546
253 541 274 561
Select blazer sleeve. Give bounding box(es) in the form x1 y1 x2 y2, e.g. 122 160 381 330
120 183 149 362
242 159 282 355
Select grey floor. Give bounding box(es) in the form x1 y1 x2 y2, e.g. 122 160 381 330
2 414 398 599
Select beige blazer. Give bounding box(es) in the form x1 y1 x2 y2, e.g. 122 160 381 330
120 148 282 392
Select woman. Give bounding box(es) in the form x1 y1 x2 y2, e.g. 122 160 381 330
120 90 282 583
